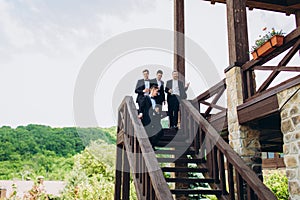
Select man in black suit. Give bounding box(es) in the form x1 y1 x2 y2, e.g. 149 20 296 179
135 69 151 110
151 70 165 107
165 71 190 129
138 85 163 148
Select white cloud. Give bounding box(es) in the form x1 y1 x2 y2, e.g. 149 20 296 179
0 0 298 127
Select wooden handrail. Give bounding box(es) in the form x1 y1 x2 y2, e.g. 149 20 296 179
115 96 173 200
180 100 277 200
192 78 226 118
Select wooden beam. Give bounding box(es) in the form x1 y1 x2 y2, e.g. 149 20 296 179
202 0 300 14
263 158 285 168
253 66 300 72
296 10 300 27
174 0 185 82
226 0 249 67
238 94 279 124
192 78 226 103
240 74 300 106
256 38 300 93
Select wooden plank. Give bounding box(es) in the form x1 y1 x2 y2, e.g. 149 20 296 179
257 38 300 93
204 87 226 116
114 145 123 200
262 157 286 168
119 96 173 200
207 110 228 131
253 65 300 72
192 78 226 103
247 184 256 200
238 94 278 124
227 162 235 200
200 101 226 111
239 74 300 108
218 151 227 195
213 147 220 183
236 171 243 200
117 130 124 145
202 0 300 14
245 70 255 98
226 0 249 66
296 9 300 27
122 145 130 200
174 0 185 81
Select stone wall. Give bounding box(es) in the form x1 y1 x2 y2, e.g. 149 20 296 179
277 84 300 200
226 67 262 176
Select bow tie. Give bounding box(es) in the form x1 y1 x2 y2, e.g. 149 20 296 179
150 96 155 99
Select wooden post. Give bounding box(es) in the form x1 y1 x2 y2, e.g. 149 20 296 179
296 10 300 57
296 10 300 27
226 0 249 66
174 0 185 83
225 0 253 100
114 144 123 200
122 146 130 200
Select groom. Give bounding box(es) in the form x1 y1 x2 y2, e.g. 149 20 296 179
138 84 163 148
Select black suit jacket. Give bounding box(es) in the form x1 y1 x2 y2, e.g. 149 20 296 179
165 79 187 101
139 96 163 135
139 96 153 126
150 78 165 105
135 79 150 105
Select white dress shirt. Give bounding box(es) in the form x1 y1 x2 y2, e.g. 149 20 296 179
144 80 150 95
157 79 161 95
172 80 180 96
149 95 156 109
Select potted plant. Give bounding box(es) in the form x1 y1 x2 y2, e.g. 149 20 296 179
250 27 285 60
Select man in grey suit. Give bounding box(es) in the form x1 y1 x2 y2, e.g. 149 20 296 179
165 71 189 129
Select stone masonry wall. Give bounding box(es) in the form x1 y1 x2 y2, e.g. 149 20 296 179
277 84 300 200
226 67 262 176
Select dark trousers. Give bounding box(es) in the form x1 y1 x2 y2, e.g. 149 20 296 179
167 95 180 127
145 118 163 147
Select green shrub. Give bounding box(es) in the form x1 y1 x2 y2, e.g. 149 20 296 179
264 171 289 200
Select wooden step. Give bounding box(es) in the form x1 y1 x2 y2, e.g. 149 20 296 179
157 158 205 164
170 189 222 195
166 177 215 183
161 167 208 173
159 135 188 141
156 141 192 147
155 149 195 155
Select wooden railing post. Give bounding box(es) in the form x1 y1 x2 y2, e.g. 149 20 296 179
122 145 130 200
114 144 123 200
115 96 173 200
181 100 277 200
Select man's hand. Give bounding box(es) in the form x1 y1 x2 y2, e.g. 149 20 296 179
143 88 150 93
168 89 173 93
185 82 190 88
138 113 143 119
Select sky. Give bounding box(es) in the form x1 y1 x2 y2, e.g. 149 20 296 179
0 0 297 128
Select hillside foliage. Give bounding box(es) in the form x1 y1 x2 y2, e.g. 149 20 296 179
0 124 116 180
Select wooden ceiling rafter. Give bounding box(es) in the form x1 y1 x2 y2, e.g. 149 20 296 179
203 0 300 15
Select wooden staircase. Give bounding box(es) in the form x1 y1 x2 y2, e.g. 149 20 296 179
156 128 223 199
115 96 278 200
